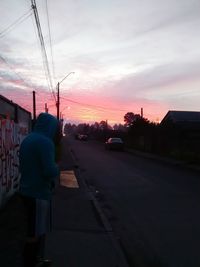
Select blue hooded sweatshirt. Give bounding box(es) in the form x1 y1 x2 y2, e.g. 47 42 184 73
19 113 60 200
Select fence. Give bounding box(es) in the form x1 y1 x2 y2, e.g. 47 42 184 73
0 95 31 208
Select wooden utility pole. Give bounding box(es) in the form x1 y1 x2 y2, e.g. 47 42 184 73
57 82 60 120
141 107 143 118
33 91 36 121
56 72 75 120
45 103 48 113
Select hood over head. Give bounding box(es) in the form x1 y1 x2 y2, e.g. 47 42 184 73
34 113 59 139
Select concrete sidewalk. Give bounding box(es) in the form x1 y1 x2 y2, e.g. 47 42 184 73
0 193 26 267
44 136 129 267
45 182 120 267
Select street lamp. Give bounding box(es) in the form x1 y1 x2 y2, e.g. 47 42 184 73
56 72 75 120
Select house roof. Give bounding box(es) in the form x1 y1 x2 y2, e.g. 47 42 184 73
0 94 31 115
161 110 200 124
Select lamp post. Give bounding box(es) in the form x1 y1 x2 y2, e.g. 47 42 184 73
56 72 75 120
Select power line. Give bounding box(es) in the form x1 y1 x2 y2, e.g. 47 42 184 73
0 53 51 100
0 8 33 38
29 4 55 103
60 96 130 112
0 54 30 88
0 3 56 109
31 0 56 103
45 0 56 85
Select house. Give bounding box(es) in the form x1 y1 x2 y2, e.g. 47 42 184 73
160 110 200 160
161 110 200 129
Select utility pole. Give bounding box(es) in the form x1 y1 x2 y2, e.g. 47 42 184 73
45 103 48 113
56 72 75 121
57 82 60 120
141 107 143 118
33 91 36 121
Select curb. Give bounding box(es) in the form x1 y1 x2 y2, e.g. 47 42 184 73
69 148 130 267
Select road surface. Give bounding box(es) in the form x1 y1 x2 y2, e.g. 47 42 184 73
67 137 200 267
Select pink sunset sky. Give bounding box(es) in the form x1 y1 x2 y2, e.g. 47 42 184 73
0 0 200 125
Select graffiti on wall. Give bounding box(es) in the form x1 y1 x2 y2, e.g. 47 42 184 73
0 118 28 205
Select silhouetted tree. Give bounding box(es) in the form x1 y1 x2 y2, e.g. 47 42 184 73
124 112 141 127
123 112 159 151
99 120 108 130
76 123 90 134
64 123 77 135
93 122 100 130
113 123 126 131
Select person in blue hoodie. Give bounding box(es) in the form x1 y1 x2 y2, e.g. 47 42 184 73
19 113 60 267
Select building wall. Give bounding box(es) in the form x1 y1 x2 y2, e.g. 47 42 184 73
0 95 31 207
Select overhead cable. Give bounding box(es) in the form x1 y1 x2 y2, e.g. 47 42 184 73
61 96 130 112
0 54 30 88
0 53 45 98
0 8 33 38
29 6 55 103
31 0 56 103
45 0 56 85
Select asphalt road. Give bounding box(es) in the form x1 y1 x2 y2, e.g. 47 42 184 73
67 136 200 267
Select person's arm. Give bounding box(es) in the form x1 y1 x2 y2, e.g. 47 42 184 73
39 139 60 181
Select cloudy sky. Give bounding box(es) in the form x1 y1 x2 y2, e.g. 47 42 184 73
0 0 200 125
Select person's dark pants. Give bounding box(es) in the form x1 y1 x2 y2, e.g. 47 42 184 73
20 195 46 267
23 235 46 267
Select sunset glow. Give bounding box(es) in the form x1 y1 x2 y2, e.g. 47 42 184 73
0 0 200 125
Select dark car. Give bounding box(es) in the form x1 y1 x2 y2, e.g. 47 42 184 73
105 137 124 151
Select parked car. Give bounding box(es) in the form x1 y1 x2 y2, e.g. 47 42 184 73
105 137 124 151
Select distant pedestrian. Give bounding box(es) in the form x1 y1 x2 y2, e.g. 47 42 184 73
19 113 61 267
